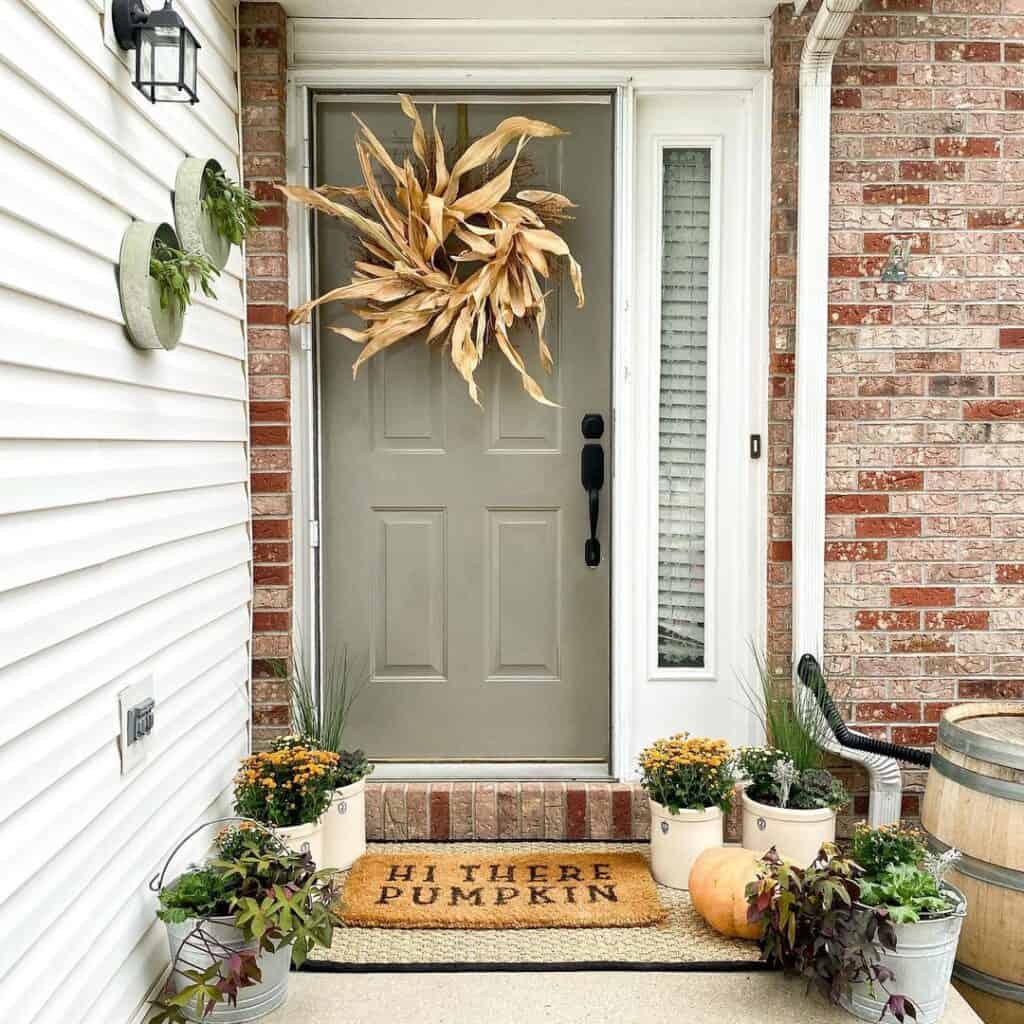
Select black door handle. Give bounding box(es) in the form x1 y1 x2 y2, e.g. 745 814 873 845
581 442 604 568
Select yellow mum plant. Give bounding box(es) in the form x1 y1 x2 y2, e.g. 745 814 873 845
233 745 340 827
638 733 737 813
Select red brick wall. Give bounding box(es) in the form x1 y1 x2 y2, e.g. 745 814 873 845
239 1 1020 814
770 0 1024 823
241 3 291 748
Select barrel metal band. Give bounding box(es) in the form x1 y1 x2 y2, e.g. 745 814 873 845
931 751 1024 804
939 717 1024 773
925 832 1024 894
954 962 1024 1005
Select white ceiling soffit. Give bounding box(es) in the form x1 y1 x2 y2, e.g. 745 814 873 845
280 1 782 16
290 19 772 69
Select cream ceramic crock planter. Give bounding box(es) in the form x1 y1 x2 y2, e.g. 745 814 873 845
275 819 325 868
323 777 366 871
841 885 967 1024
649 799 724 890
740 789 835 867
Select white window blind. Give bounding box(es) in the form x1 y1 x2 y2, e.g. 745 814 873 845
657 147 710 669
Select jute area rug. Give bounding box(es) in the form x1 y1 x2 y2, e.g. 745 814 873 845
305 842 764 971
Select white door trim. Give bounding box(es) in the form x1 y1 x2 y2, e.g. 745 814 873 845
286 55 770 782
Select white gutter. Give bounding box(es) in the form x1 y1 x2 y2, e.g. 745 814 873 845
793 0 903 827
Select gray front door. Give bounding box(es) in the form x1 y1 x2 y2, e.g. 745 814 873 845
315 96 613 762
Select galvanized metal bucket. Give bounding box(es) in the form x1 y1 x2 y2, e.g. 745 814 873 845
164 912 291 1022
152 817 292 1023
840 884 967 1024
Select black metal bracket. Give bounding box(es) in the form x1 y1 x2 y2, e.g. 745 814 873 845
112 0 150 50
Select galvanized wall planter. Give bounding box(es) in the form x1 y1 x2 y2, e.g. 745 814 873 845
118 221 184 351
174 156 232 271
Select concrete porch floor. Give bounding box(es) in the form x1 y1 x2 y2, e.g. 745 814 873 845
263 970 982 1024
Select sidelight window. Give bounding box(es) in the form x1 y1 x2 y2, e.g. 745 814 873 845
656 147 711 670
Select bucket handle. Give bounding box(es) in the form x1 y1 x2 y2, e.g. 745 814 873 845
149 816 281 893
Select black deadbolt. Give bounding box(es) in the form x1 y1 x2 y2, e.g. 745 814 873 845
581 413 604 439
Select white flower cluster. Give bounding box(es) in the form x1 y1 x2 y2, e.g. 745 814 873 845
771 757 800 809
922 846 961 886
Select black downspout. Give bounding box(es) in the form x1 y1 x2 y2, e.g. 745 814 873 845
796 653 932 769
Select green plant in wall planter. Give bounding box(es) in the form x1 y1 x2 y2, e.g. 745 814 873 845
150 236 217 314
175 157 257 270
118 222 215 351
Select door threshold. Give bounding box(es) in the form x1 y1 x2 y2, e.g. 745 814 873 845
369 762 613 782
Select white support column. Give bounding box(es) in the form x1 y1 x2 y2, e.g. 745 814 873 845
792 0 904 827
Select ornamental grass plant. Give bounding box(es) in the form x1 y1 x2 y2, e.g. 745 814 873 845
738 649 849 813
638 733 737 813
282 644 370 767
741 649 827 772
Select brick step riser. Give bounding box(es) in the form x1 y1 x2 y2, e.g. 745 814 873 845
365 782 744 843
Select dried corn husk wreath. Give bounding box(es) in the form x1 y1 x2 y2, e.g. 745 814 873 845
278 95 584 406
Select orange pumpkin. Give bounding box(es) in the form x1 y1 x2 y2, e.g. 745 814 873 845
688 846 765 941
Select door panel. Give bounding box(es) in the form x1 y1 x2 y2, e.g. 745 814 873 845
372 508 446 681
486 508 560 681
315 97 613 761
370 344 446 452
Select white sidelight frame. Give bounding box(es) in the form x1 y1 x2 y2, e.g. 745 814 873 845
285 23 771 781
630 89 771 773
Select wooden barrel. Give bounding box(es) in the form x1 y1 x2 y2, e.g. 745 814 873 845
921 702 1024 1024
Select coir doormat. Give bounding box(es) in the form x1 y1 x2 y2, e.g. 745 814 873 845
306 843 764 971
341 851 667 929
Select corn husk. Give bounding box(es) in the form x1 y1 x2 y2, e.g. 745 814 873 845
277 96 584 406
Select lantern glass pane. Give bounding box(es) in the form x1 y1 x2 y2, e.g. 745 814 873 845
183 34 198 95
153 27 181 84
138 32 154 100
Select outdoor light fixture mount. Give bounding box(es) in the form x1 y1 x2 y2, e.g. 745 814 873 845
112 0 200 105
112 0 148 49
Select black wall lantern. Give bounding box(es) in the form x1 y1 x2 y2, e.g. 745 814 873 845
113 0 200 105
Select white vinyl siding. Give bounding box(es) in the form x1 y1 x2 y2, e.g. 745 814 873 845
0 2 249 1022
657 147 710 669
